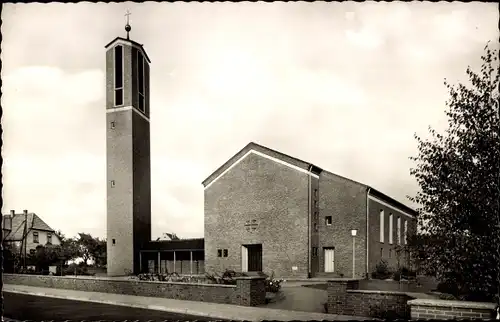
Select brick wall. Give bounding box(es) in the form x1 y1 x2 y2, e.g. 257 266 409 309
318 173 367 278
408 299 497 320
4 274 266 307
327 279 412 318
204 151 310 278
367 197 417 273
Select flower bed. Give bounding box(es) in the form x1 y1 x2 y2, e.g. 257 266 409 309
131 270 283 293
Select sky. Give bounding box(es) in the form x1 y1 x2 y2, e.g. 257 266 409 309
2 2 498 240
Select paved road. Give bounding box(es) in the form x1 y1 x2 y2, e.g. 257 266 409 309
3 292 227 321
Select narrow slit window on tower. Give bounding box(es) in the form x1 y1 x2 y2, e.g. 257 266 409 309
137 51 145 113
110 121 116 129
114 45 124 106
112 239 116 245
325 216 332 226
110 180 115 188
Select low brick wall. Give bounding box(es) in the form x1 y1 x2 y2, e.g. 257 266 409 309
327 279 413 318
408 298 497 320
4 274 266 307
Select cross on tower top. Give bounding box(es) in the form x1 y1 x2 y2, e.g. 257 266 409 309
125 10 132 40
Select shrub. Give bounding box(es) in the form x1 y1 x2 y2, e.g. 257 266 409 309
62 265 94 276
371 260 392 280
436 280 460 297
265 271 283 293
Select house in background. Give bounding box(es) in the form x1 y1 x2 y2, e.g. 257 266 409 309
2 209 61 257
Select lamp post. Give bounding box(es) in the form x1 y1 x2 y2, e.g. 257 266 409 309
351 229 357 278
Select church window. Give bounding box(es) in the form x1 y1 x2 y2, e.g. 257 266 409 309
47 233 52 245
137 51 145 112
114 45 124 106
33 232 39 243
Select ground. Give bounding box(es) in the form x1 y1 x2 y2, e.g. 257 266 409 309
260 281 328 313
3 293 228 321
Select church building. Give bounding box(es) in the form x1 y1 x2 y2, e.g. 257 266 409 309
105 22 417 278
202 142 418 279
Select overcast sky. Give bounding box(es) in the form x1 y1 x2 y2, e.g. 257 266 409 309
2 2 498 240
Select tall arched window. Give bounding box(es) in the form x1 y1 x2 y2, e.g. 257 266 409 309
114 45 124 106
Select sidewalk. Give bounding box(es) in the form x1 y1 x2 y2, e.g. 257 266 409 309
3 284 365 321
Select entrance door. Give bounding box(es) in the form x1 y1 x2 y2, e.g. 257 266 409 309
324 248 335 272
243 244 262 272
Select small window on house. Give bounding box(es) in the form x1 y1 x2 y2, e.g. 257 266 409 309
217 249 222 257
112 239 116 245
111 180 115 188
223 249 228 257
47 233 52 245
110 121 116 129
325 216 332 226
33 232 39 243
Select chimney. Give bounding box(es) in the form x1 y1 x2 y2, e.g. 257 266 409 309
10 210 15 216
23 209 28 215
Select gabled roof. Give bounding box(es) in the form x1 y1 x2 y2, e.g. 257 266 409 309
105 37 151 64
202 142 418 216
2 212 56 241
202 142 323 188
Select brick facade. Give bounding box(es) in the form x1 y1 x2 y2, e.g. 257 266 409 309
4 274 266 307
408 299 497 320
204 150 311 278
367 196 417 273
318 172 367 278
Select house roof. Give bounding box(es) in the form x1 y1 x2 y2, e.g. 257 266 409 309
2 212 56 241
202 142 418 217
142 238 204 251
105 37 151 64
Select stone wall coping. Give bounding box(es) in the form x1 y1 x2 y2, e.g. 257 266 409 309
348 289 412 296
235 276 266 280
4 274 236 288
327 278 362 282
408 298 497 310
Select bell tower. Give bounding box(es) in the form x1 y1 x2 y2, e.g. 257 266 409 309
105 13 152 276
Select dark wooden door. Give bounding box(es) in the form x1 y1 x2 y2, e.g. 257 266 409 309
247 244 262 272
